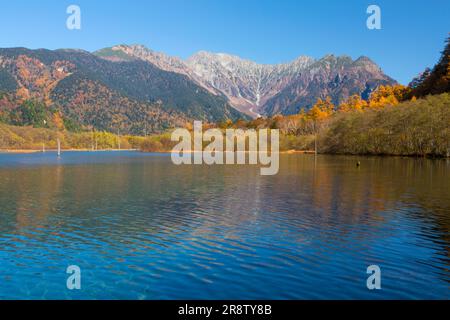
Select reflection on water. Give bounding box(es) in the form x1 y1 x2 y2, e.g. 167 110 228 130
0 151 449 299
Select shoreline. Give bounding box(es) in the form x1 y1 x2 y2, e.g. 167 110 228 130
0 148 315 154
143 150 317 154
0 148 138 154
1 149 448 158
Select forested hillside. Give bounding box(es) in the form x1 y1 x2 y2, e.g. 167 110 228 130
0 47 246 135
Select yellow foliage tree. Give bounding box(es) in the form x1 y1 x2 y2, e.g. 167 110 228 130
306 97 335 153
338 95 368 112
368 84 411 109
52 112 65 131
308 97 335 121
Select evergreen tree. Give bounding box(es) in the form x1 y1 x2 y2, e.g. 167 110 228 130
412 35 450 96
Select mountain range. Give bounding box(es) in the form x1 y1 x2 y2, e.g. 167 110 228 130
96 45 396 116
0 45 396 134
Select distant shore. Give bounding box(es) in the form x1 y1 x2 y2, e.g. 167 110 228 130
0 148 315 154
0 149 138 154
141 150 317 154
2 149 447 158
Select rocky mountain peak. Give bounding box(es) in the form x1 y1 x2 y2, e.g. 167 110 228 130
94 44 395 117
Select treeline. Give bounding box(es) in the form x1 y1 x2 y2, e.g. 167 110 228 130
1 91 448 156
0 123 149 150
320 93 450 157
215 92 449 157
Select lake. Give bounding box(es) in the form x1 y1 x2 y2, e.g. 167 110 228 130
0 151 448 299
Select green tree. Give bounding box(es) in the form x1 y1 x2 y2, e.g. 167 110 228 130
412 35 450 97
13 100 48 127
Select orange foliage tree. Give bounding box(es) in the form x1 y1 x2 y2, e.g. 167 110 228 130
367 85 411 109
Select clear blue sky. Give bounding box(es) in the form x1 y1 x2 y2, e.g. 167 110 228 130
0 0 449 84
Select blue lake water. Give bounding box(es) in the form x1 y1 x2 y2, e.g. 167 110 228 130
0 151 449 299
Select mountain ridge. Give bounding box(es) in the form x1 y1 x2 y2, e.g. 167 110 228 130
95 44 396 116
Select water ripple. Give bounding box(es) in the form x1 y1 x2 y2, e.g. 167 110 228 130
0 152 449 299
